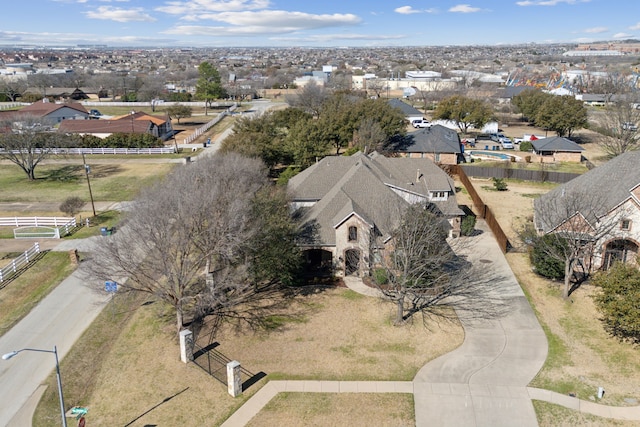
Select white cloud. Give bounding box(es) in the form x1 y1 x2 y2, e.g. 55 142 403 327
85 6 156 22
394 6 421 14
273 33 406 43
613 32 634 39
394 6 437 14
156 0 270 15
449 4 481 13
583 26 607 34
176 10 361 30
630 22 640 31
516 0 589 6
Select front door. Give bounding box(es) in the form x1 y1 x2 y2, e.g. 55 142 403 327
344 249 360 276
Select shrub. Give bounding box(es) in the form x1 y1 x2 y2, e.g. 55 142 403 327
59 196 85 217
492 177 508 191
461 215 476 236
592 262 640 344
373 268 388 285
520 141 533 152
529 234 566 280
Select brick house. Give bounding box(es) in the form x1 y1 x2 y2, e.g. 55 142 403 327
289 152 463 277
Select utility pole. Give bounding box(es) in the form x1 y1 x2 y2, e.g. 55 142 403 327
82 151 96 217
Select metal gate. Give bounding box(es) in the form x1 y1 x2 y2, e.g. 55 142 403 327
192 342 265 389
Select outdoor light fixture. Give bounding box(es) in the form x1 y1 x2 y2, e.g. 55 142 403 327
2 346 68 427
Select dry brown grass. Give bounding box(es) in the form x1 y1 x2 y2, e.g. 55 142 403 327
247 392 415 427
460 177 640 423
61 288 462 426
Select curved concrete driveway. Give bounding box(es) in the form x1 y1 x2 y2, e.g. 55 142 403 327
413 219 548 426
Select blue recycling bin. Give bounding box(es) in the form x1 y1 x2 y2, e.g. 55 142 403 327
100 227 108 236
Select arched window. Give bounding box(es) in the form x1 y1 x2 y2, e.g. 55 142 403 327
348 226 358 242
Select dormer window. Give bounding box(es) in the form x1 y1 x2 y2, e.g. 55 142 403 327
348 226 358 242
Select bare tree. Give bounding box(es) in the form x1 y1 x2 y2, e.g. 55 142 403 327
352 117 386 154
0 114 65 180
27 73 55 99
527 189 625 298
285 80 328 118
373 204 504 326
165 104 192 124
84 153 299 336
596 95 640 157
0 78 28 101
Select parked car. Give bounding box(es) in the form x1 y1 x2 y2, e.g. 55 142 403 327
412 119 432 128
501 139 514 149
622 122 638 131
89 109 102 117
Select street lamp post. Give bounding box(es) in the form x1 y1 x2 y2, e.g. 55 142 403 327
2 346 68 427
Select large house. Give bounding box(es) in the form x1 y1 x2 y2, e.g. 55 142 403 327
534 150 640 270
58 111 173 140
288 152 463 277
393 124 463 165
0 100 89 123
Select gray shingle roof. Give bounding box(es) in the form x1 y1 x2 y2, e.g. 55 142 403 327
532 136 584 153
289 152 463 246
398 125 461 154
534 150 640 232
387 98 423 117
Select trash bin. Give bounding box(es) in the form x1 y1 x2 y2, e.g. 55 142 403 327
484 145 489 150
203 141 207 148
100 227 108 236
206 138 211 147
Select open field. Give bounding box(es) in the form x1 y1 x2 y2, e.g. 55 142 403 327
0 162 175 203
34 288 463 426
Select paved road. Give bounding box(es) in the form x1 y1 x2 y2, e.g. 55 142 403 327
0 238 109 427
0 101 275 426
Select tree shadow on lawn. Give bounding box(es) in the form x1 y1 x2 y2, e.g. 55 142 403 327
123 387 189 427
39 164 123 182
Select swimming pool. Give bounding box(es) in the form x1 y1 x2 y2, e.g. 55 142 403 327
466 150 513 161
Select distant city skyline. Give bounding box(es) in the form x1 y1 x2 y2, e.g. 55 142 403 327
3 0 639 48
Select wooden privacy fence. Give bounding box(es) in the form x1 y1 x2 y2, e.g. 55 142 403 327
453 166 511 253
0 242 40 283
460 165 581 184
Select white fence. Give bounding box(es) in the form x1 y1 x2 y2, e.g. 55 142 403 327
0 242 40 283
81 101 236 108
0 147 176 155
0 217 76 227
0 217 77 239
183 113 226 145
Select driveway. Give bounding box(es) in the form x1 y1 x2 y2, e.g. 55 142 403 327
413 219 548 426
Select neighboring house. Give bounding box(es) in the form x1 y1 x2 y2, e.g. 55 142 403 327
2 100 90 123
388 98 424 123
393 124 462 165
531 136 584 163
288 151 463 277
534 150 640 270
58 111 173 140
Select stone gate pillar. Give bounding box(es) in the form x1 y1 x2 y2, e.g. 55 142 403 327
179 329 193 363
227 360 242 397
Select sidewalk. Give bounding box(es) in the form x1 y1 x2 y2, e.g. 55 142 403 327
219 219 640 426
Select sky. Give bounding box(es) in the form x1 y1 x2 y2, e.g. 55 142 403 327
2 0 639 48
